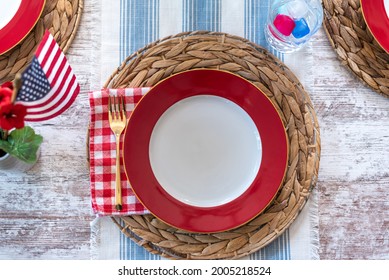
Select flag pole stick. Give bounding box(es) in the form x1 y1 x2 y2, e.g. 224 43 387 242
11 73 22 103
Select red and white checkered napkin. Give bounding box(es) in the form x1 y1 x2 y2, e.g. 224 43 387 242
88 88 151 216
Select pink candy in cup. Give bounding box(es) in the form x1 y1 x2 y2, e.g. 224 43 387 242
273 14 296 36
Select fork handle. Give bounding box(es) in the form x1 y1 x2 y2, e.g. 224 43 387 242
115 137 122 211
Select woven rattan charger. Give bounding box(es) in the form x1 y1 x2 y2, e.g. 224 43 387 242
104 31 321 259
322 0 389 97
0 0 83 83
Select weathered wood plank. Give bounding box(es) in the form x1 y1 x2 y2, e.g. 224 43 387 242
310 29 389 260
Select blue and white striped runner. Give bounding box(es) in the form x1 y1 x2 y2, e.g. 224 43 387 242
92 0 319 260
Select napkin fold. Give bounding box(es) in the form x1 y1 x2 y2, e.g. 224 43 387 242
89 88 151 216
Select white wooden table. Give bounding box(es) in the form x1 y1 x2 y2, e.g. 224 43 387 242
0 1 388 259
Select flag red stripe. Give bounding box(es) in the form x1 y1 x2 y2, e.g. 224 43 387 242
44 48 63 80
43 82 80 118
34 30 50 57
38 38 56 69
49 56 68 89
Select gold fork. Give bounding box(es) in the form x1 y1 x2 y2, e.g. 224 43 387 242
108 94 127 211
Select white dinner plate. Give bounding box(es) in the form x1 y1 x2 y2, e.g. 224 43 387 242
123 69 289 233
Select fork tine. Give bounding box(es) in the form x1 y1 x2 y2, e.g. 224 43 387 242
114 95 119 120
116 95 120 120
120 95 126 121
112 95 116 120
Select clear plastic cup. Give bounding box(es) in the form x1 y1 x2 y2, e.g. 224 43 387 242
265 0 323 53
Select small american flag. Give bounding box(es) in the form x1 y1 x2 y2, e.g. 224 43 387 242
16 30 80 121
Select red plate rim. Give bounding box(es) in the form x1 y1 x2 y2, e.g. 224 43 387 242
360 0 389 53
123 69 289 233
0 0 46 55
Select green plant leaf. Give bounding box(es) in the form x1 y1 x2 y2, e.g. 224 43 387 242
0 138 12 154
5 126 43 163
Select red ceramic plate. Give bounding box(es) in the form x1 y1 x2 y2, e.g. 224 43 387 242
0 0 45 55
123 69 288 233
361 0 389 53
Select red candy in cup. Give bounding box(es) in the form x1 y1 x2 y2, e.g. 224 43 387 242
273 14 295 36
